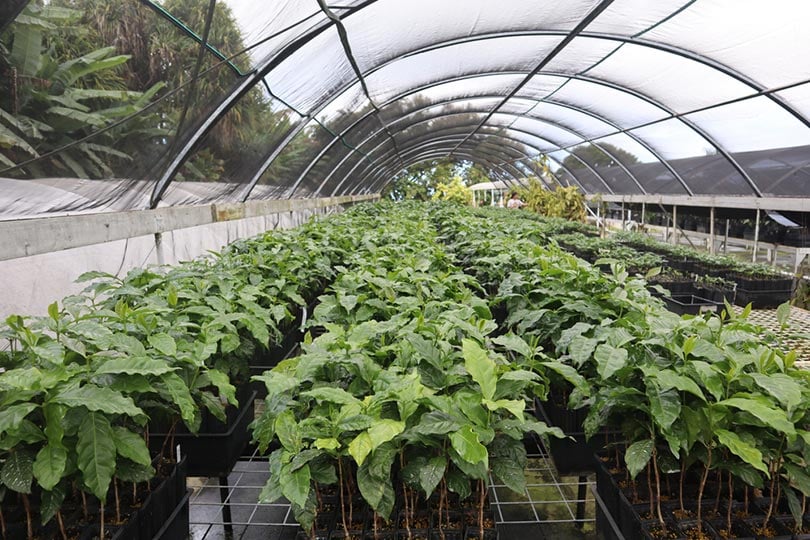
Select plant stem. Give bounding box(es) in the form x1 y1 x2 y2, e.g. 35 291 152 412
338 457 349 538
439 477 446 540
57 510 67 540
81 490 89 519
100 498 105 540
764 438 785 528
478 478 485 539
646 460 654 518
697 446 712 536
22 493 32 540
714 469 722 516
652 446 664 526
114 478 121 523
726 469 733 533
679 461 685 513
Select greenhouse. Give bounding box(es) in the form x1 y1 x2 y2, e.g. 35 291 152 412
3 1 810 539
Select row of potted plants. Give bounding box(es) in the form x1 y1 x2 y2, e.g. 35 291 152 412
433 206 810 539
0 209 376 539
251 203 566 540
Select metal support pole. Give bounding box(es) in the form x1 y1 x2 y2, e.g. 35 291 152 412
709 207 715 255
672 205 678 245
724 219 730 255
154 233 165 265
641 202 646 228
753 208 760 263
621 201 625 230
490 188 494 207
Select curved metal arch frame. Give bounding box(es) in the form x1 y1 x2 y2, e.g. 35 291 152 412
333 130 558 197
312 113 570 194
317 117 576 196
324 110 617 196
357 137 614 199
253 66 739 201
362 149 527 196
363 145 568 196
320 98 649 195
290 78 692 198
349 130 589 197
334 131 551 197
151 4 790 202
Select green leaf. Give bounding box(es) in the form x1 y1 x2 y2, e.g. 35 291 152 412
357 463 395 519
649 368 705 401
593 344 628 380
410 410 461 436
160 373 198 431
0 403 37 436
462 339 496 401
280 463 310 509
749 373 802 413
418 456 446 498
207 369 236 407
625 439 654 479
54 384 143 418
719 397 795 436
348 432 374 466
492 456 526 495
33 443 67 491
450 426 488 467
492 334 532 358
112 427 150 467
368 419 405 448
314 438 340 450
715 429 768 476
446 467 472 499
275 410 302 453
94 356 176 377
649 386 681 431
41 483 66 525
2 450 34 493
776 302 791 328
9 21 42 76
148 333 177 356
77 412 116 501
483 398 525 420
302 387 360 405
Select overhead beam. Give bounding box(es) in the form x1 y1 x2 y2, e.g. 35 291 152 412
588 194 810 212
0 194 378 262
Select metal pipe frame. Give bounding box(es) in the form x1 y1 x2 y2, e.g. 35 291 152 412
307 95 646 196
140 1 798 201
356 135 576 197
340 134 543 197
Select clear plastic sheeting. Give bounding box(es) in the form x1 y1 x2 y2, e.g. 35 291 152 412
4 0 810 221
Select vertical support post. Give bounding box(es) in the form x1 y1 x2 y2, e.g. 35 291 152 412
672 205 678 245
490 189 494 207
621 201 625 231
596 204 601 237
641 202 646 227
709 207 716 255
753 208 760 263
724 219 730 255
154 233 165 265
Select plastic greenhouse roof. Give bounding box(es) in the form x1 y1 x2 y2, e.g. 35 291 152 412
3 0 810 219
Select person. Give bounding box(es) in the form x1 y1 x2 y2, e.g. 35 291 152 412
507 192 525 209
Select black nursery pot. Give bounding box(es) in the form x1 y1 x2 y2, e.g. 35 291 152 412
708 518 756 540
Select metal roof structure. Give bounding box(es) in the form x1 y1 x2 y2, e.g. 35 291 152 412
3 0 810 220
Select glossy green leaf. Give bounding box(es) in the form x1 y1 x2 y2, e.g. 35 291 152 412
54 384 143 418
302 387 360 405
625 439 653 479
94 356 176 377
715 429 768 476
450 426 488 467
2 450 34 493
349 432 374 466
749 373 802 412
275 410 302 453
492 334 532 358
41 483 66 525
462 339 496 401
148 333 177 356
0 403 37 436
719 398 795 436
280 463 310 509
418 456 446 498
357 463 395 519
368 419 405 448
112 427 150 467
593 344 628 380
76 412 116 501
492 456 526 495
33 443 67 491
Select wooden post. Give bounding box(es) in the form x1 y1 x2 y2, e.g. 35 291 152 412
752 208 760 263
709 207 715 254
724 219 730 254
